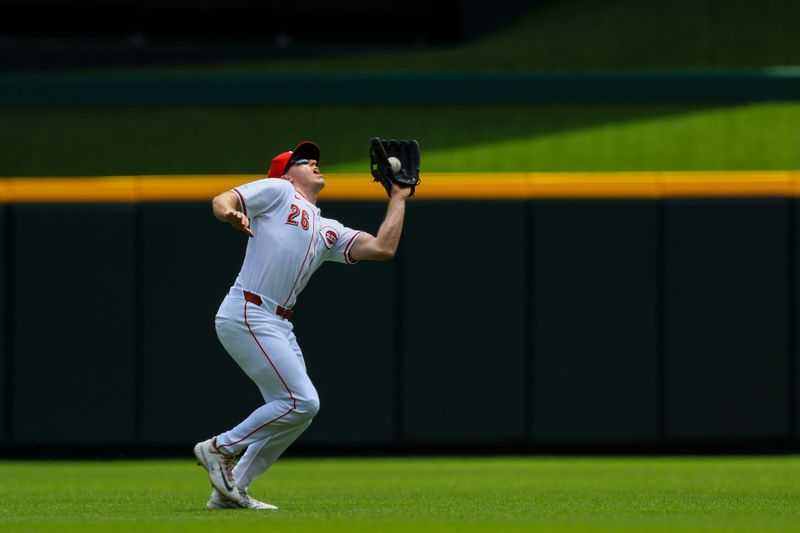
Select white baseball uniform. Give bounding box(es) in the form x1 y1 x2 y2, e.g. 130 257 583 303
213 177 362 490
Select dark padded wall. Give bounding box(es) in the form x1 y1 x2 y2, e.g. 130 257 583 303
1 198 797 450
294 202 396 446
0 205 6 444
401 202 527 443
531 201 659 442
12 205 136 445
796 200 800 439
664 199 790 440
139 203 256 445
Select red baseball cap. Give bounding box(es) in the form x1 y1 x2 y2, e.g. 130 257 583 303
267 140 320 178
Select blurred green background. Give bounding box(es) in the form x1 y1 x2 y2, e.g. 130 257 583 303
1 0 798 176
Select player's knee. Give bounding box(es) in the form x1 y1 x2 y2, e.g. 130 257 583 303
294 396 320 420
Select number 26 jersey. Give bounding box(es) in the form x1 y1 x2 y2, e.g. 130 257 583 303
231 178 363 309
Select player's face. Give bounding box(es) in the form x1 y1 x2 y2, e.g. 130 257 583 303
286 159 325 192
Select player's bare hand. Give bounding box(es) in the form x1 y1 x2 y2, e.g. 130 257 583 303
390 183 413 200
224 210 255 237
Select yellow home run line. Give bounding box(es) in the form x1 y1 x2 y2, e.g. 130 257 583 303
1 172 799 202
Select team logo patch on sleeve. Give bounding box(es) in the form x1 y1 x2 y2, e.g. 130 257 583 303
320 227 339 249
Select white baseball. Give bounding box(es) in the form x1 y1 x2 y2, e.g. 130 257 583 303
388 156 402 174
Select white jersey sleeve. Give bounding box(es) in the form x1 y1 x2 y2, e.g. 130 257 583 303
231 178 293 219
319 218 363 265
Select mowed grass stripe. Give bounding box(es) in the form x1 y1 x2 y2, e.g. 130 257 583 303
1 457 799 532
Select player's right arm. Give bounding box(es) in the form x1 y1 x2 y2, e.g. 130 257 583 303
348 183 412 261
212 191 255 237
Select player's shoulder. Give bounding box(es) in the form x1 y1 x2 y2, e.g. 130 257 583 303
239 177 291 190
236 177 293 197
319 214 345 230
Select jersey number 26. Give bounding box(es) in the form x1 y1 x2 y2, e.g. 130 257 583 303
286 204 310 230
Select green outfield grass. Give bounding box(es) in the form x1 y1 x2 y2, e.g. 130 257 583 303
1 456 799 532
2 102 798 176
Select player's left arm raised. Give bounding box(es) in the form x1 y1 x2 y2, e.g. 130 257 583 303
349 184 412 261
212 190 255 237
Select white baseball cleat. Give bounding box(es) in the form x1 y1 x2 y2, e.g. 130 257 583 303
207 488 279 510
193 438 242 505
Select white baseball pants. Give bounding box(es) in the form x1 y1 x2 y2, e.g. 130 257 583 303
213 288 319 490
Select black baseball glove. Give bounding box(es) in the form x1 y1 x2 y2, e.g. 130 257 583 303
369 137 421 197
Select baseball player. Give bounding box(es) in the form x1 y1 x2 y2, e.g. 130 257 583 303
194 140 414 510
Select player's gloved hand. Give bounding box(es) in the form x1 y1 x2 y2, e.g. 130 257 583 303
224 210 255 237
370 138 421 197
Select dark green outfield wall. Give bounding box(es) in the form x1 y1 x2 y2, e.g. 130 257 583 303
531 201 660 442
1 199 798 452
1 205 6 445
